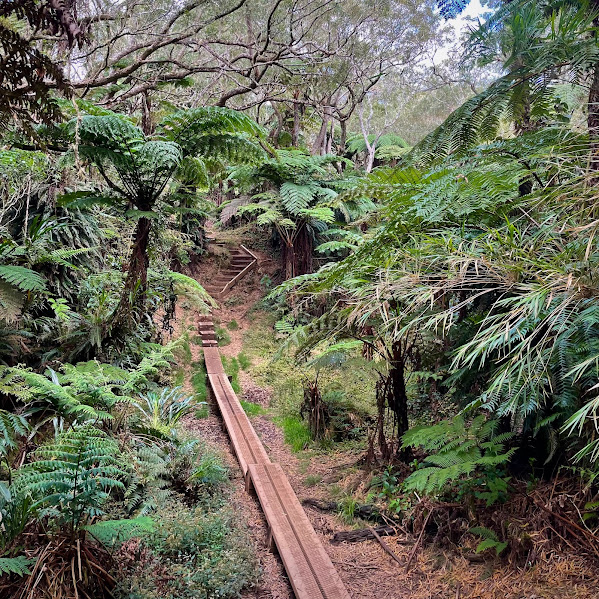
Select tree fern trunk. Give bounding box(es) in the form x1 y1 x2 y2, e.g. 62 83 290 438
294 225 313 276
113 216 152 327
283 241 295 279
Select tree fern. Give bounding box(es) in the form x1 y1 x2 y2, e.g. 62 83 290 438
0 265 46 292
14 425 125 531
280 182 315 214
122 441 171 516
83 516 154 547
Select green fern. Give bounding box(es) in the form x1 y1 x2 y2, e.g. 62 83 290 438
0 555 35 577
0 265 46 292
14 425 125 531
122 441 171 516
469 526 508 556
83 516 154 547
0 409 28 456
402 416 516 499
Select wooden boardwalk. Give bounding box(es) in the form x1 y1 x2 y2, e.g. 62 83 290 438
198 315 351 599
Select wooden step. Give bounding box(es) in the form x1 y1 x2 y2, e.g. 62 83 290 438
203 346 224 374
231 260 254 267
247 463 351 599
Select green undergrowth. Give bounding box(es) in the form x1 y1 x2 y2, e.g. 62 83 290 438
240 400 266 416
275 415 312 452
221 356 241 394
113 494 258 599
242 310 377 451
215 325 231 346
227 319 239 330
191 360 208 403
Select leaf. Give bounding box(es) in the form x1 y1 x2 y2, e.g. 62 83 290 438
0 266 46 292
0 556 35 577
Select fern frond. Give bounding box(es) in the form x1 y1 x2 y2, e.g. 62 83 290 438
0 556 34 577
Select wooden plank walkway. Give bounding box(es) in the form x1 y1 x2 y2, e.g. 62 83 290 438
198 314 350 599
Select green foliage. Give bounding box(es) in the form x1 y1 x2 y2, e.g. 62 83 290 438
0 482 35 550
122 441 171 516
0 409 28 456
304 474 322 487
402 416 516 500
469 526 508 556
338 495 359 523
346 133 410 159
240 400 266 416
116 497 257 599
188 453 228 488
0 365 114 422
132 386 196 439
0 265 46 292
191 360 208 403
215 325 231 347
0 350 176 425
221 356 241 393
227 149 370 277
0 555 35 577
277 415 311 452
14 425 125 531
237 352 251 370
84 517 155 548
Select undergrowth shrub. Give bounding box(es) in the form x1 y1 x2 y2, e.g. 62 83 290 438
114 497 258 599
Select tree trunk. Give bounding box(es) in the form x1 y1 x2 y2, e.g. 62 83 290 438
339 119 348 154
389 342 410 440
294 224 313 276
283 241 295 279
374 340 412 462
113 216 152 327
312 117 328 155
281 226 313 279
141 91 153 135
365 144 376 173
269 103 284 145
326 121 334 154
292 99 301 146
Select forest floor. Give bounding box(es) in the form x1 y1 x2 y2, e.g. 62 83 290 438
166 242 599 599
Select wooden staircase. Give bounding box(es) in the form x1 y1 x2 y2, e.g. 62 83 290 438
203 244 258 300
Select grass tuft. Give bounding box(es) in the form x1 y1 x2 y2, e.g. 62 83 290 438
240 400 266 416
276 416 311 452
